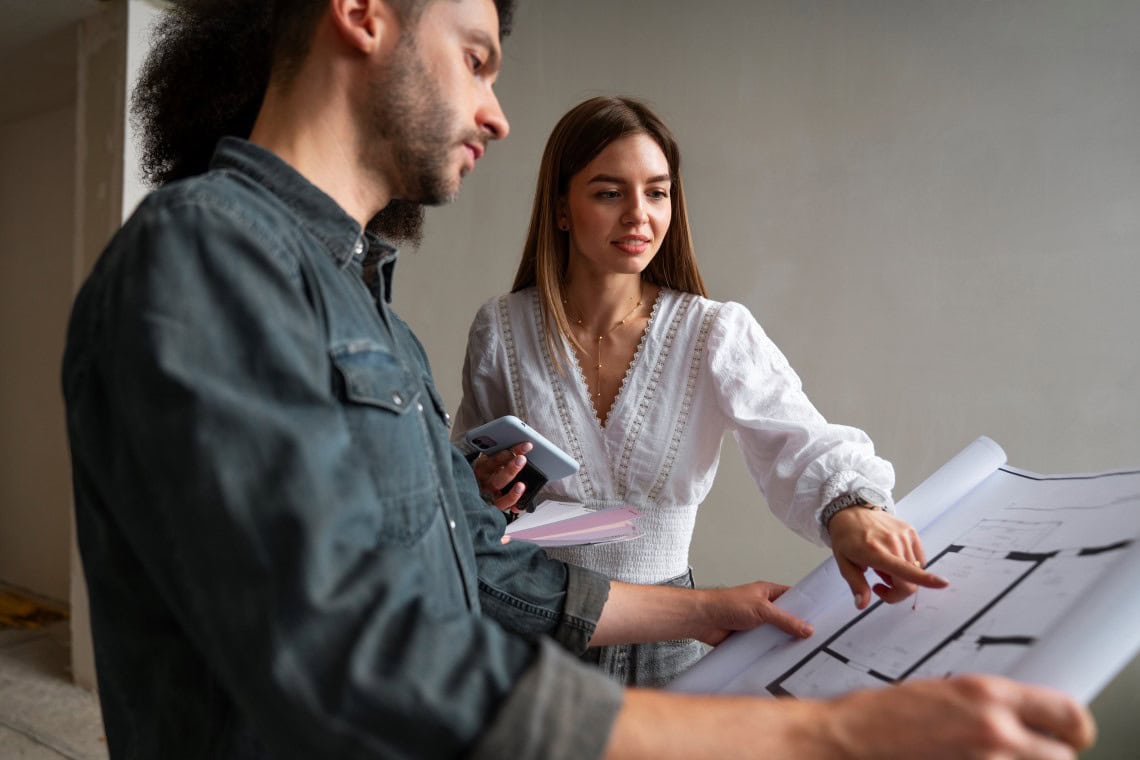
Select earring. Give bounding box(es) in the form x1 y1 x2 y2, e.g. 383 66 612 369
558 221 568 231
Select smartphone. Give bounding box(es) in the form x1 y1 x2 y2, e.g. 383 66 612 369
463 415 579 511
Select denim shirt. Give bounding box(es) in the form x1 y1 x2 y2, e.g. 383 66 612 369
62 138 622 759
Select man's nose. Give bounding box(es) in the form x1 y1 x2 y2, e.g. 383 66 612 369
479 90 510 141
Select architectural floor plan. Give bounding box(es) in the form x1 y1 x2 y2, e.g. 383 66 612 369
672 439 1140 703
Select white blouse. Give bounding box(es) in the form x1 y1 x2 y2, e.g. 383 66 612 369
452 287 895 584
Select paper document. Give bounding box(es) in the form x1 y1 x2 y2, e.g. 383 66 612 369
670 437 1140 704
505 500 641 547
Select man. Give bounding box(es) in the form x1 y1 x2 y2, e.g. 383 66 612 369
63 0 1095 757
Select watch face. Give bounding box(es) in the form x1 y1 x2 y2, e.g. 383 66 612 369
854 487 885 509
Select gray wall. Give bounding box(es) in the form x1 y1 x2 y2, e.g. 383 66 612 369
0 28 81 602
0 103 76 601
0 0 140 686
391 0 1140 755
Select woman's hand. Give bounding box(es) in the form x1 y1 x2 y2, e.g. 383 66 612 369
470 442 533 512
827 508 949 609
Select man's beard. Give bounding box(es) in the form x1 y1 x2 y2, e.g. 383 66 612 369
365 33 466 245
368 200 425 246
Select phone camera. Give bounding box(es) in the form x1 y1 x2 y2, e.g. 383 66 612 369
472 436 496 449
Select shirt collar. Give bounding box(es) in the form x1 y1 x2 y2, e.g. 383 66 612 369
361 235 400 304
209 137 401 279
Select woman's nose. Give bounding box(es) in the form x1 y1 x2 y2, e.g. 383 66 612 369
622 199 649 225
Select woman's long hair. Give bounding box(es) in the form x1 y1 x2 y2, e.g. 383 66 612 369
511 96 707 367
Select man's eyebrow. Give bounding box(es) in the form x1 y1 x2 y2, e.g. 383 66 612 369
587 173 672 184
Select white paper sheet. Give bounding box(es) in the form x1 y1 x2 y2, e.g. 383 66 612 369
670 437 1140 704
504 500 641 547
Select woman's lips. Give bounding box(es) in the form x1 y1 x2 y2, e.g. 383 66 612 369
612 236 651 254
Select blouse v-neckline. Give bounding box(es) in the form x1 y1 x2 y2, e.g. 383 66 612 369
563 289 663 432
519 286 696 505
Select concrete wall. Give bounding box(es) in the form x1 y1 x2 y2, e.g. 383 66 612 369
0 0 130 694
0 18 86 602
0 0 164 694
390 1 1140 755
0 103 77 601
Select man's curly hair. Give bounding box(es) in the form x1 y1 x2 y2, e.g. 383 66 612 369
132 0 515 188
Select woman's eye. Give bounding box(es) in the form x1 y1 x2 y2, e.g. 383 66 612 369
467 53 484 72
648 189 670 200
596 190 620 200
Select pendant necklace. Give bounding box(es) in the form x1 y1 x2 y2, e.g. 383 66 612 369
563 283 645 400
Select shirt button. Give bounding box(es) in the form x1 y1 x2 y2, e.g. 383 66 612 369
353 239 364 256
444 412 452 425
416 402 424 412
391 392 403 406
448 519 457 530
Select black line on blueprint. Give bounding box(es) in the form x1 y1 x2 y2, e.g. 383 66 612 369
1005 550 1059 562
825 648 850 665
976 635 1036 647
765 604 883 695
1078 539 1134 556
897 551 1044 681
763 537 1124 697
765 544 961 695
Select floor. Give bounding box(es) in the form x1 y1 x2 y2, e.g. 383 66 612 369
0 622 107 760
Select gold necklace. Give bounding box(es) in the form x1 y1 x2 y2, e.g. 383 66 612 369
563 284 645 400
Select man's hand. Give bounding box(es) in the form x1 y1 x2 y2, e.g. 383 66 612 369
828 507 949 609
469 442 532 512
822 675 1096 759
689 581 814 646
591 579 813 648
604 675 1095 759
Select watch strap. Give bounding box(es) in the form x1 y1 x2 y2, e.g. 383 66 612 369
821 490 883 530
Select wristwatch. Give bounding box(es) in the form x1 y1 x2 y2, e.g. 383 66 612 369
821 488 884 531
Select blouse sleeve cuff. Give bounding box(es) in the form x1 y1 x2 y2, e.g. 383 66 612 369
815 470 896 545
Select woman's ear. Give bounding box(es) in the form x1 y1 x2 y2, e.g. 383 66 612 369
556 198 569 231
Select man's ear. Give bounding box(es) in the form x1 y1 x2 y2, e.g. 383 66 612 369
328 0 400 54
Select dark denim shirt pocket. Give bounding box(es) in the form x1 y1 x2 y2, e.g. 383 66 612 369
329 339 437 546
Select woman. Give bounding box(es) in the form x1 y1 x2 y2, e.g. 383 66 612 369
452 96 935 687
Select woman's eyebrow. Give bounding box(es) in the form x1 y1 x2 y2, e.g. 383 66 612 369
587 173 671 184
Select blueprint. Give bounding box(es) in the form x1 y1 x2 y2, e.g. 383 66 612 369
671 438 1140 703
